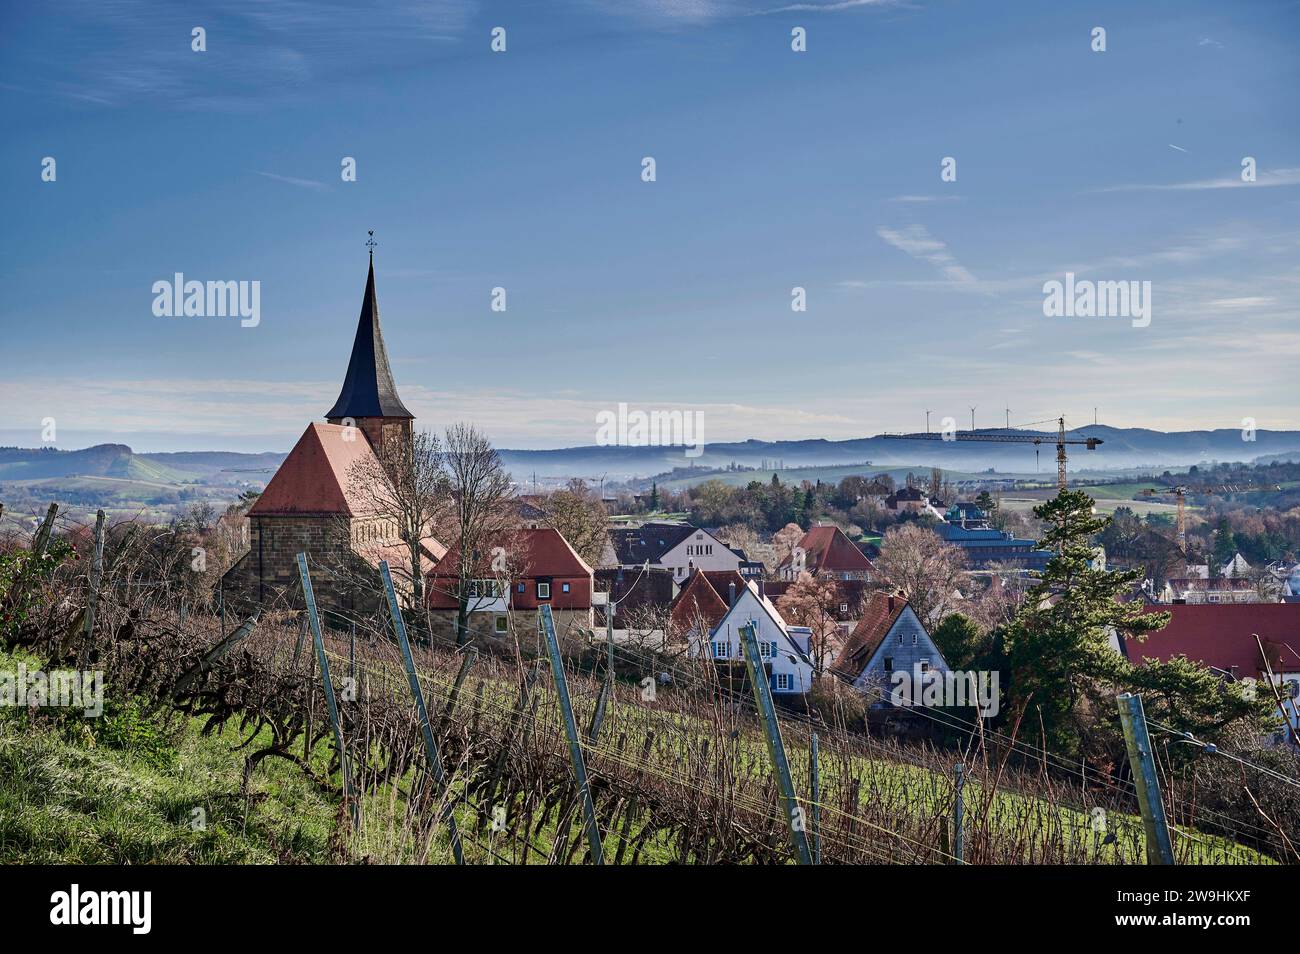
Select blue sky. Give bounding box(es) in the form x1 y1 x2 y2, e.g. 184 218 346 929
2 0 1298 452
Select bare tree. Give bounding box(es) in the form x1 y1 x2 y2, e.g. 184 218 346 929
775 570 844 678
442 423 515 646
346 428 448 611
875 523 967 624
772 522 805 569
544 480 608 567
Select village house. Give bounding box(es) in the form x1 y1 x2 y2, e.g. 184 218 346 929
425 526 594 639
603 521 747 584
670 569 748 641
933 506 1051 572
830 593 951 707
683 577 814 696
1115 603 1300 742
778 525 876 582
220 254 443 616
1161 576 1262 604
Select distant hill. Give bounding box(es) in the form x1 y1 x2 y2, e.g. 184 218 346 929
496 427 1300 481
2 426 1298 495
0 445 285 484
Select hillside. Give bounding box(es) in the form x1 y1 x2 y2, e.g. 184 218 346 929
498 426 1300 482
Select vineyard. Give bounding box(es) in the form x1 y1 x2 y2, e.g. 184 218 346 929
1 505 1290 866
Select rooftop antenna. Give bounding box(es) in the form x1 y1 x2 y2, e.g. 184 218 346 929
365 229 377 259
969 406 977 432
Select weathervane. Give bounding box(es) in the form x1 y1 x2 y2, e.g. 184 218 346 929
366 230 377 258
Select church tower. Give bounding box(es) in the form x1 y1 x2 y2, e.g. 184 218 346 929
324 250 414 468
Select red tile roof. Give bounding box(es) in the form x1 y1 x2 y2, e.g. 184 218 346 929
1122 603 1300 677
782 525 876 574
249 422 385 516
428 526 592 580
830 592 909 680
670 571 732 633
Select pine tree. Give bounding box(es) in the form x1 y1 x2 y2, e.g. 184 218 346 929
1003 490 1264 755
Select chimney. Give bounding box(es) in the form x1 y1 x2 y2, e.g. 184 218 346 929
728 581 737 607
888 594 895 613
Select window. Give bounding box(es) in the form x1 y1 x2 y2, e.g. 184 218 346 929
537 582 551 599
517 583 525 594
839 602 849 614
561 582 570 593
883 656 893 672
712 641 728 659
759 641 772 658
495 616 508 633
919 658 930 673
774 673 792 691
912 632 918 645
897 633 903 645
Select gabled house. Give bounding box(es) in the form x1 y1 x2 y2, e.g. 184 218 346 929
830 593 951 705
687 579 814 695
604 522 745 583
1220 552 1252 578
669 569 734 641
778 525 876 582
426 526 594 639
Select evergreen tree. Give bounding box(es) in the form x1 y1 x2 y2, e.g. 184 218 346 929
1002 490 1265 756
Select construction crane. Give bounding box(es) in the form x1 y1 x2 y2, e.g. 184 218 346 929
882 416 1102 491
1139 483 1281 553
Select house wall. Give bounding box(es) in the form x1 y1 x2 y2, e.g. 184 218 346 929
850 607 951 704
697 589 813 694
659 529 743 582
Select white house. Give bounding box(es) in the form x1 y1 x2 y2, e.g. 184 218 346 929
604 522 746 583
830 593 952 706
688 580 814 695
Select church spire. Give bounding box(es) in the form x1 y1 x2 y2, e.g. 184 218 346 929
325 242 413 421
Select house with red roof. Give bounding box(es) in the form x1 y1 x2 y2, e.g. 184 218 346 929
1118 603 1300 740
669 569 748 640
221 253 441 614
426 526 594 639
778 525 876 582
1118 603 1300 681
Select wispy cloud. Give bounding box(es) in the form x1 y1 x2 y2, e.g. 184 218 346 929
876 224 975 284
888 194 961 203
1094 167 1300 193
255 171 330 192
761 0 904 13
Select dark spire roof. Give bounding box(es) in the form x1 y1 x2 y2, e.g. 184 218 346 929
325 254 413 420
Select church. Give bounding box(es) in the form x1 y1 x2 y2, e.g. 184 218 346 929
221 251 445 616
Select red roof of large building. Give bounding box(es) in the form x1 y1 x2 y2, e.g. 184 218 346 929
830 592 909 680
782 525 876 574
1120 603 1300 677
249 422 386 516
